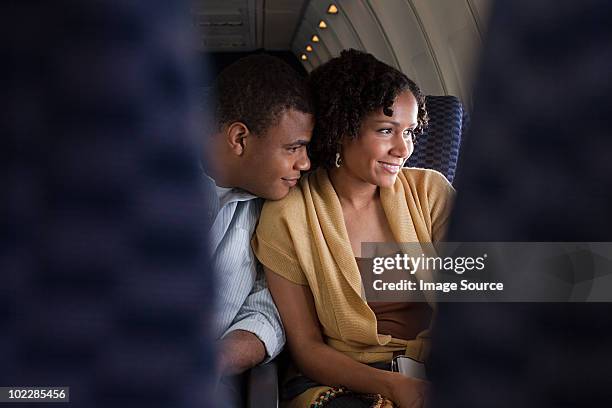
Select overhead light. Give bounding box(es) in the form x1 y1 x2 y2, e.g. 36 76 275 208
312 34 320 43
301 54 308 61
327 4 339 14
306 45 313 52
318 20 327 29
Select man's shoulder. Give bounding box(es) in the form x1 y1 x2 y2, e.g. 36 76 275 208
244 195 264 212
237 196 264 227
213 195 263 237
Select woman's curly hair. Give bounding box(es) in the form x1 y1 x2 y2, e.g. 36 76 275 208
308 49 428 169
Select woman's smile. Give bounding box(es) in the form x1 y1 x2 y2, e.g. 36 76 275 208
378 161 402 174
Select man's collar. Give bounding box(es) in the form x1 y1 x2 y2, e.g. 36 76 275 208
203 171 259 206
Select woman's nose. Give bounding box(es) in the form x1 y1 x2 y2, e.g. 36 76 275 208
391 133 412 159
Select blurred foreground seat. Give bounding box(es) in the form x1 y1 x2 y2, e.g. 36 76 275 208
430 1 612 407
1 2 215 407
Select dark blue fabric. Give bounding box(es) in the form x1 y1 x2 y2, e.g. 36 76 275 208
430 1 612 407
405 95 466 183
1 2 215 407
446 3 612 243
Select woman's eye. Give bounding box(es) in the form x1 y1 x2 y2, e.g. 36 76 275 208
378 128 393 135
403 129 416 141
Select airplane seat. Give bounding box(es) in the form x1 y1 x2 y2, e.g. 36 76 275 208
246 358 280 408
405 95 468 183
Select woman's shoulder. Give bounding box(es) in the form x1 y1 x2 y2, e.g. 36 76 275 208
255 172 313 266
399 168 455 241
259 172 312 223
400 167 453 191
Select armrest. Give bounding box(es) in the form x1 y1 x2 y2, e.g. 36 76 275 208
246 360 279 408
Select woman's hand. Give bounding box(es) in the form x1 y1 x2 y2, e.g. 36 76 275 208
386 372 430 408
266 267 431 402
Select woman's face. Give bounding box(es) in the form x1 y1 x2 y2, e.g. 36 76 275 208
339 90 418 188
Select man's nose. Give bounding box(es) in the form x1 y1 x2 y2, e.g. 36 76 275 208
295 149 310 171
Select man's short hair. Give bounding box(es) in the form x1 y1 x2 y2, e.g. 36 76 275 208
211 54 313 136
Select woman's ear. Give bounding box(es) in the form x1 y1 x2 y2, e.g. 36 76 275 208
225 122 250 156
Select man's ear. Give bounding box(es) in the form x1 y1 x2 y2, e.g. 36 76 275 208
225 122 251 156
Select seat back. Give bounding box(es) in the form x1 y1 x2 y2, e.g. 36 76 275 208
405 95 467 183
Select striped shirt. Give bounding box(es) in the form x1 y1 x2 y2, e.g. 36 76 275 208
204 172 284 362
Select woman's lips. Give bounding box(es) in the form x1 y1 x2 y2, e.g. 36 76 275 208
378 161 401 174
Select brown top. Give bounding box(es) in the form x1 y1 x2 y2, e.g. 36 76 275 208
253 168 454 365
356 257 432 341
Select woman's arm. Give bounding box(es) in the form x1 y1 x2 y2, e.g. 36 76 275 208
265 267 428 406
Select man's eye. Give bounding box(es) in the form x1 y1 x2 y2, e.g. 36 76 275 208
288 146 300 153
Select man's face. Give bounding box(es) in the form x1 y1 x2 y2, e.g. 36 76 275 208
242 109 313 200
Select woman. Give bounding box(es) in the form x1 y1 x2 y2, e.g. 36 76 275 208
252 49 454 407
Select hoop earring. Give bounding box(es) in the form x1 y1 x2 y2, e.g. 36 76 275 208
335 152 343 168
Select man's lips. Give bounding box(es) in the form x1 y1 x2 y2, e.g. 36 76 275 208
281 177 300 186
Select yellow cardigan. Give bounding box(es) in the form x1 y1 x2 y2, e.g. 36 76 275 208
253 167 454 366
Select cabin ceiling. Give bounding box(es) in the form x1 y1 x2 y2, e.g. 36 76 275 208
193 0 308 52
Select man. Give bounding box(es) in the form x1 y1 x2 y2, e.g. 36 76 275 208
202 54 314 379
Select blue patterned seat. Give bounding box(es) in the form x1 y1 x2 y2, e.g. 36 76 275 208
404 95 468 183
